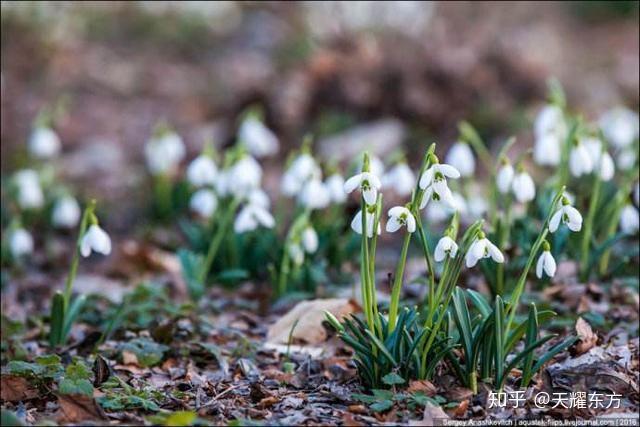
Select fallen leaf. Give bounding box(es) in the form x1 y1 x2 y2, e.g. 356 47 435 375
257 395 279 408
56 393 105 423
407 380 437 396
0 376 38 402
575 317 598 355
453 399 469 417
121 350 139 366
416 403 449 425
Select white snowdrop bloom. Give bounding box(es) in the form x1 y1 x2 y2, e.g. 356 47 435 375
569 141 594 177
465 233 504 268
52 196 81 229
301 226 319 254
190 189 218 218
434 235 458 262
418 163 460 190
145 132 186 175
350 209 380 238
14 169 44 209
419 175 457 210
288 243 305 266
511 170 536 203
344 171 382 205
445 142 475 178
382 163 415 196
533 104 566 166
80 224 112 257
533 133 562 167
386 206 416 233
549 199 583 233
281 154 321 197
228 156 262 197
599 107 639 149
466 195 488 220
582 137 615 181
238 116 279 158
215 169 230 196
599 152 615 181
496 162 514 194
186 155 218 187
536 250 556 279
234 204 275 233
359 155 385 177
535 104 566 140
325 174 347 204
299 179 330 210
29 127 61 159
620 204 639 235
425 192 465 223
246 188 270 208
10 228 34 258
616 148 637 171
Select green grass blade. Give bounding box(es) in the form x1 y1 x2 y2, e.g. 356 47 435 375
49 292 65 347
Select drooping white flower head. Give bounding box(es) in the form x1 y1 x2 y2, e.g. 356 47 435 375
325 174 347 204
246 188 270 209
344 171 382 206
234 204 275 233
52 195 81 229
382 162 415 196
238 116 279 158
620 204 639 235
281 153 321 197
298 179 330 210
533 133 562 167
434 235 458 262
569 139 594 178
599 107 639 149
14 169 44 210
29 127 61 159
145 131 186 175
350 209 380 238
445 142 475 178
549 198 583 233
301 226 319 254
419 173 457 210
288 243 305 266
190 188 218 218
227 155 263 197
582 137 615 182
465 232 504 268
80 224 112 257
186 155 218 187
10 228 34 258
536 242 556 279
616 148 637 171
511 169 536 203
418 162 461 190
496 159 514 194
386 206 416 233
533 104 566 166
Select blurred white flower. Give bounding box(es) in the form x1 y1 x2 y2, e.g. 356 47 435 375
344 171 382 205
325 174 347 204
569 141 594 177
583 137 615 181
234 204 275 233
288 243 304 266
52 196 80 229
281 153 321 197
465 234 504 268
14 169 44 209
299 179 330 210
496 161 514 194
549 199 582 233
382 163 415 196
145 131 185 175
10 228 34 258
190 189 218 218
620 204 639 235
386 206 416 233
536 250 556 279
533 104 566 166
599 107 639 149
239 116 279 158
350 209 380 238
434 235 458 262
246 188 270 209
445 142 475 178
533 134 562 167
466 195 488 220
227 156 262 197
80 224 112 257
301 226 319 254
186 155 218 187
512 170 536 203
29 127 61 159
616 148 637 171
425 192 465 223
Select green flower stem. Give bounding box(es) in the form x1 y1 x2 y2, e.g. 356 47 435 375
495 193 513 296
388 232 412 332
277 251 291 297
360 199 375 335
369 197 383 334
414 213 435 317
580 172 602 281
599 187 628 275
555 121 578 193
154 173 172 219
199 198 240 285
63 200 95 312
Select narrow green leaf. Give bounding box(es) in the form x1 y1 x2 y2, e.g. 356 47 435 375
531 336 579 373
61 294 86 343
494 296 505 388
49 292 65 347
521 303 539 387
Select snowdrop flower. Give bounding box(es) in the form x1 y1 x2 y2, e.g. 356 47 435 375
569 139 594 177
227 156 262 197
299 179 330 210
52 196 81 229
536 242 556 279
29 127 61 159
465 232 504 268
10 228 34 258
325 174 347 204
145 131 185 175
619 204 639 235
599 107 639 149
419 174 457 210
533 134 562 167
301 226 319 254
350 209 380 238
14 169 44 209
496 158 514 194
418 162 461 190
234 204 275 233
549 197 582 233
583 137 615 181
190 189 218 218
533 105 566 166
511 168 536 203
466 195 488 220
238 116 278 158
186 155 218 187
281 153 321 197
246 188 270 209
616 148 637 171
344 171 382 205
434 235 458 262
382 162 415 196
288 243 305 266
425 192 466 223
386 206 416 233
80 224 112 257
445 142 475 178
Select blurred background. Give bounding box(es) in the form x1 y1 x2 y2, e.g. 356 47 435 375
1 1 638 230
